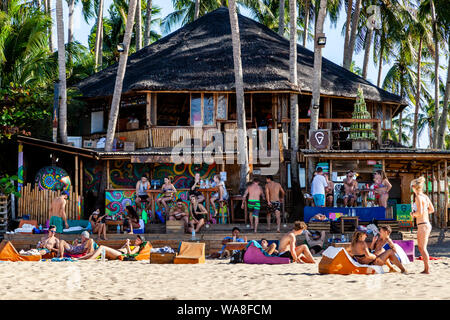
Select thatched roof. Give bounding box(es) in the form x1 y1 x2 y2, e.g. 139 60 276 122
76 7 405 105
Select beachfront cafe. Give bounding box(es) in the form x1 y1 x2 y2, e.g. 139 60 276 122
8 8 450 253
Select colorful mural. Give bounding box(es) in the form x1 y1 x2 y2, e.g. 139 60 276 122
110 160 151 189
153 164 216 189
34 166 71 191
105 190 191 215
84 163 103 193
105 190 136 215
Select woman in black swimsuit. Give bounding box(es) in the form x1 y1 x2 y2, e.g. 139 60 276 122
189 172 205 203
349 231 407 272
188 194 208 233
124 206 141 234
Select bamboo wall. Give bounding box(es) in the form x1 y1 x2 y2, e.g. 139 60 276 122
18 184 81 225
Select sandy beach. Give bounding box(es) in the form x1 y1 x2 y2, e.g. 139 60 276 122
1 230 449 300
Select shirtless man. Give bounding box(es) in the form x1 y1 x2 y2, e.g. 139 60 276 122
369 225 397 272
343 170 358 207
265 176 285 233
242 180 265 233
168 199 189 232
324 173 334 207
278 221 315 263
36 225 60 256
49 192 70 232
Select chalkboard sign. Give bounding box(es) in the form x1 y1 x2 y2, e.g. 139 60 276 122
396 204 413 227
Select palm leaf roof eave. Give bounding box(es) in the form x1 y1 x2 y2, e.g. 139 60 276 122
75 7 405 106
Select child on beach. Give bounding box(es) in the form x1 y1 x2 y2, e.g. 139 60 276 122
369 225 397 272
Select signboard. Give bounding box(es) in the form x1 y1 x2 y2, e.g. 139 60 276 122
396 204 413 228
310 130 330 150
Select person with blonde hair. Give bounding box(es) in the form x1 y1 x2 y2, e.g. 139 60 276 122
411 176 434 274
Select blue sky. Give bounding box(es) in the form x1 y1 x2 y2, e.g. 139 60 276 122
56 0 432 147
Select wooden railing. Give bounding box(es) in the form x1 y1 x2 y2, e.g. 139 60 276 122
18 184 81 224
150 126 219 148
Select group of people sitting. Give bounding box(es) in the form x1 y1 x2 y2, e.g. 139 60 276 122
134 173 229 233
36 224 147 260
310 168 392 208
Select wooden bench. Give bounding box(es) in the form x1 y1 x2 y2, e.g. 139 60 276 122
307 221 331 232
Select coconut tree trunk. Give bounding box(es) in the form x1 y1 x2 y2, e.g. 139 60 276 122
143 0 152 46
437 48 450 149
310 0 327 133
412 38 423 149
398 111 402 144
377 38 383 87
194 0 200 20
104 0 138 152
342 0 353 67
56 0 67 144
288 0 299 186
45 0 54 52
94 0 104 72
302 0 310 46
68 0 75 43
362 27 373 79
135 0 142 50
343 0 361 70
228 0 249 192
431 0 439 148
278 0 285 36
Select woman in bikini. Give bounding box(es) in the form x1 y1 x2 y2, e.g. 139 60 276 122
411 176 434 274
156 177 177 213
89 209 107 240
188 194 208 233
124 206 140 234
373 170 391 208
349 230 406 273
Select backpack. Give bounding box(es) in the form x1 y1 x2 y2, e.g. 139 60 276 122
229 249 245 264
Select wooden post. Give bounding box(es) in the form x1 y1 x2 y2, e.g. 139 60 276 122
106 160 111 189
80 158 84 196
324 97 331 130
146 92 151 127
75 155 79 197
437 161 442 228
280 94 289 149
425 169 429 196
431 165 436 226
445 159 448 228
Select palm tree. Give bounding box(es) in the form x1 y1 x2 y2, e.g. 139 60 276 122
94 0 105 71
228 0 249 191
302 0 310 46
429 0 439 148
436 44 449 149
342 0 352 66
143 0 152 46
44 0 53 52
309 0 327 132
278 0 285 36
105 0 138 152
288 0 299 186
194 0 200 20
135 0 142 50
55 0 68 144
343 0 362 69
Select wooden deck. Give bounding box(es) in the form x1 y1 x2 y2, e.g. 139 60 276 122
3 223 404 255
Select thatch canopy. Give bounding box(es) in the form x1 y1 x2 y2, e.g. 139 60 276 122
76 7 404 105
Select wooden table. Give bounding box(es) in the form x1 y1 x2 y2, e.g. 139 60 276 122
106 220 123 233
146 189 164 218
358 189 370 207
224 242 248 251
230 195 247 224
340 217 359 234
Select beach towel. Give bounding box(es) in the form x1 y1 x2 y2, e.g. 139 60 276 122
173 242 205 264
416 256 441 261
319 246 384 275
243 242 290 265
0 241 41 262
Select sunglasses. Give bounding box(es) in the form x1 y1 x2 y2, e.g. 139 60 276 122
49 230 56 233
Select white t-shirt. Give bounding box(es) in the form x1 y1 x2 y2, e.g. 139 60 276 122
311 174 328 196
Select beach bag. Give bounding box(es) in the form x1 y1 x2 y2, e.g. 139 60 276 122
230 250 245 264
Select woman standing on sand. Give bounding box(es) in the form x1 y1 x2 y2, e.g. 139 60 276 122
373 170 391 208
411 177 434 274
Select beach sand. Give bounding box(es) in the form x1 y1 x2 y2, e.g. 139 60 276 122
1 230 449 300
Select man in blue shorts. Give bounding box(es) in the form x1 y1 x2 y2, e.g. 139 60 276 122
311 167 328 207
